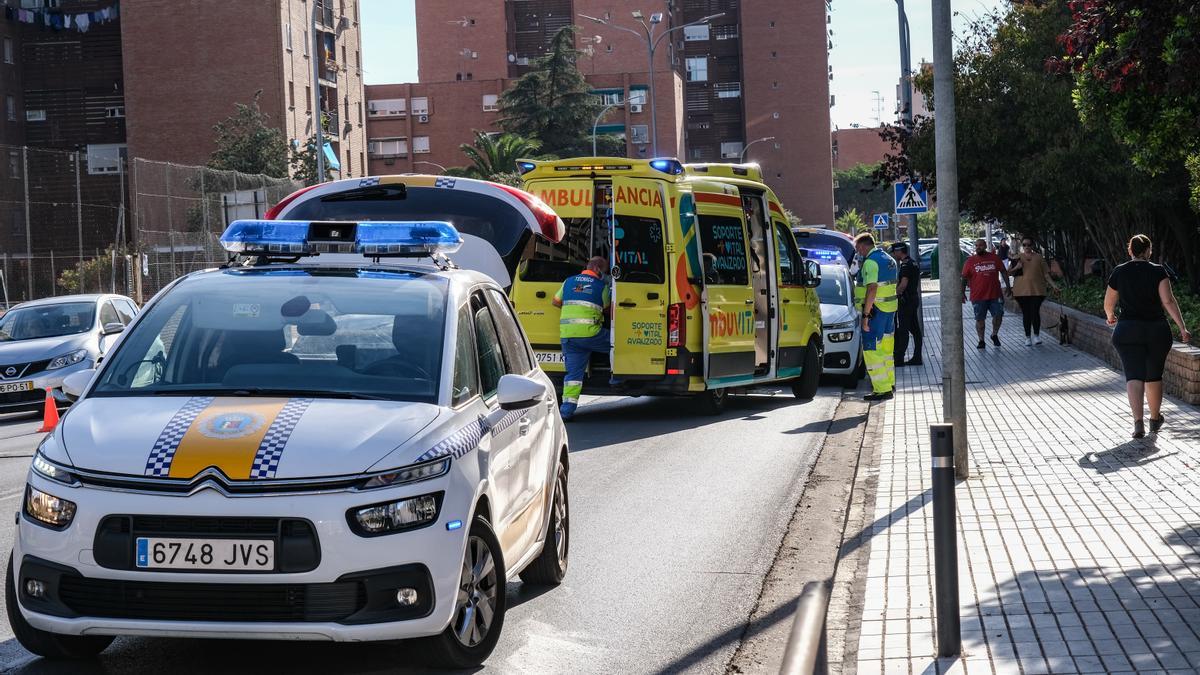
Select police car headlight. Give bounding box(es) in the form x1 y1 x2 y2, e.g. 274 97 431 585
349 492 442 536
31 451 77 486
46 349 89 370
24 485 76 529
360 458 451 490
829 331 855 343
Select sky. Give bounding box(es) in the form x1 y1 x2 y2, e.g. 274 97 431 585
359 0 1007 129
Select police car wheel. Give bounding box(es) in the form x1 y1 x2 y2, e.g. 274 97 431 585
842 353 865 388
422 515 506 669
519 461 569 586
699 388 728 415
5 556 113 660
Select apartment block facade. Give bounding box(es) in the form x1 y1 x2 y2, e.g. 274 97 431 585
368 0 834 227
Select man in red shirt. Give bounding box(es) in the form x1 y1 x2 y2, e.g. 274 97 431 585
962 238 1013 349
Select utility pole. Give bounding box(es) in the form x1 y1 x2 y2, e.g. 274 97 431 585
312 0 326 183
932 0 968 477
897 0 919 261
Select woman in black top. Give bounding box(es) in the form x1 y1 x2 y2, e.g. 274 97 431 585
1104 234 1192 438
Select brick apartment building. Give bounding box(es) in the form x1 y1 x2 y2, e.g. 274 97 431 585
831 126 890 170
366 0 835 227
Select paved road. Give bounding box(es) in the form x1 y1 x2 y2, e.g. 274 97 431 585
0 390 839 674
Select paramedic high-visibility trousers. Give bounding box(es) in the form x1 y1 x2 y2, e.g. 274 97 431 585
861 311 896 395
560 329 610 420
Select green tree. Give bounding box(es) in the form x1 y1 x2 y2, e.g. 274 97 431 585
208 95 289 178
289 136 336 186
835 208 868 234
782 208 803 229
445 131 543 182
834 162 893 221
876 2 1196 285
499 26 617 157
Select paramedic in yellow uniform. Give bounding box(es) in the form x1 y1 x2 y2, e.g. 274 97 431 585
854 233 899 401
553 256 611 420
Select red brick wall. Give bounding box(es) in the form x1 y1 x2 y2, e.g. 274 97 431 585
832 127 891 170
741 0 834 227
414 1 510 83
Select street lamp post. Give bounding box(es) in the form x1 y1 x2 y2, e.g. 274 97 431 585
414 161 448 173
593 100 627 156
740 136 776 163
895 0 917 256
579 10 724 157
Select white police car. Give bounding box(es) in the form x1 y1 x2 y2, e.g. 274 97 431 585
7 220 570 669
809 251 865 387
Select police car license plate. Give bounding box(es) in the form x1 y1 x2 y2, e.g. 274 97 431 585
0 381 32 394
136 537 274 571
534 351 565 365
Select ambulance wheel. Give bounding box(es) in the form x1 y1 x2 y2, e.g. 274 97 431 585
791 342 822 401
422 515 506 669
6 556 113 660
698 387 729 415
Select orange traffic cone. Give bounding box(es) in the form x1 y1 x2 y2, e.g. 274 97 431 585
36 388 60 433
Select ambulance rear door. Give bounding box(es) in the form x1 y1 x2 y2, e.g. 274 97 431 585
609 176 669 377
511 179 604 373
693 188 757 384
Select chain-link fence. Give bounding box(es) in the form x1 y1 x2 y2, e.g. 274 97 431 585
0 145 299 308
131 159 300 299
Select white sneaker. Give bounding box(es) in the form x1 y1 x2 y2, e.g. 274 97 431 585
1024 337 1033 346
1033 335 1042 345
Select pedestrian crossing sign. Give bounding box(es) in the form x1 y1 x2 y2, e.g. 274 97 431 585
872 213 890 229
894 181 929 214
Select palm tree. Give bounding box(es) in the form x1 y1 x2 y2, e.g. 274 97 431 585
446 131 543 183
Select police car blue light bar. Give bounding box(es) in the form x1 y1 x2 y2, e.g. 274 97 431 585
803 247 844 263
219 220 463 257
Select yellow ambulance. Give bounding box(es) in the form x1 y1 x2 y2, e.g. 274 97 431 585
511 158 824 412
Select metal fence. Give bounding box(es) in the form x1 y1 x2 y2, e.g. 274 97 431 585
0 145 299 307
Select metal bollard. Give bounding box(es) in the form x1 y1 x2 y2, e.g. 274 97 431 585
931 423 960 657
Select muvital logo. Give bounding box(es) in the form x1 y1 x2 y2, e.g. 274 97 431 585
710 310 754 337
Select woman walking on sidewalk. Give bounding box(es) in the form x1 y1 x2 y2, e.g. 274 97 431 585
1009 237 1059 345
1105 234 1192 438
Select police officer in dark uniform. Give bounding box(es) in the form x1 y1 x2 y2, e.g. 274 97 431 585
890 242 924 367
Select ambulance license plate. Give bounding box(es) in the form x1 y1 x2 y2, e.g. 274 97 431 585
0 381 32 394
534 351 565 365
136 537 275 571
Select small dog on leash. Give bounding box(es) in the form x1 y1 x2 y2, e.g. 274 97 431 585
1058 313 1071 345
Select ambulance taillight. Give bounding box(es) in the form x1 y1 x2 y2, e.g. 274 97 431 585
668 303 685 348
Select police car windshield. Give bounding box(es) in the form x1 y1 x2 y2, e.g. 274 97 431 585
91 269 449 404
285 186 529 257
0 302 96 341
817 265 852 307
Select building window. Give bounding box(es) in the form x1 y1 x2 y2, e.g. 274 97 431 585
367 98 406 117
683 25 709 41
8 151 18 179
25 109 45 122
629 89 647 106
714 82 742 99
283 22 292 51
360 152 365 173
86 143 127 175
356 50 361 70
105 106 125 118
305 86 312 112
482 94 499 112
597 90 623 106
5 96 14 122
3 37 13 64
288 81 295 108
630 125 649 145
413 136 431 154
714 25 738 40
686 57 708 82
720 141 744 159
346 152 352 176
303 30 309 56
368 137 408 157
357 101 363 124
411 97 429 115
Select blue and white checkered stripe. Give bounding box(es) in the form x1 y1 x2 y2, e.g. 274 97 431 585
249 398 312 479
144 397 214 477
359 177 381 187
415 417 489 463
434 177 457 189
490 409 525 435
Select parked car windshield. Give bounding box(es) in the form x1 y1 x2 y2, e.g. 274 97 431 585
92 268 449 404
0 302 96 341
817 265 853 307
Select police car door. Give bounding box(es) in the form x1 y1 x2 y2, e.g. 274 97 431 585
693 189 756 383
609 176 668 378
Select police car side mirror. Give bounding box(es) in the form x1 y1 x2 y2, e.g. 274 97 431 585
497 374 548 411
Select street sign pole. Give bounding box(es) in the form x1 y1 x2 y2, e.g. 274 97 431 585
933 0 968 478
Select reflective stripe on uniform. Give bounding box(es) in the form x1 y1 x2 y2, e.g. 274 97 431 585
562 380 583 404
560 318 601 325
563 299 603 310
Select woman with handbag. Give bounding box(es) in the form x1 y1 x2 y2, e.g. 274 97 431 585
1008 237 1059 345
1105 234 1193 438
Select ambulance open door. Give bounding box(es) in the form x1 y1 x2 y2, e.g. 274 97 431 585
609 176 668 377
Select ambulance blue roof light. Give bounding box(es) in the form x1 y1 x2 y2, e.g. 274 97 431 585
649 159 684 175
219 220 463 257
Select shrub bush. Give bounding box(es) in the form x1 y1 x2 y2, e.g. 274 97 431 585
1057 276 1199 345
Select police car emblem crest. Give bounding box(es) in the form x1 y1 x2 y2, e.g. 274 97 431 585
199 412 267 439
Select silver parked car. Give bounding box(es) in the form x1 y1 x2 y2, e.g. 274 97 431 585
0 294 138 412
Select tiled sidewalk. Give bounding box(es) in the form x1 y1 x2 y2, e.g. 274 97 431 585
853 294 1200 674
